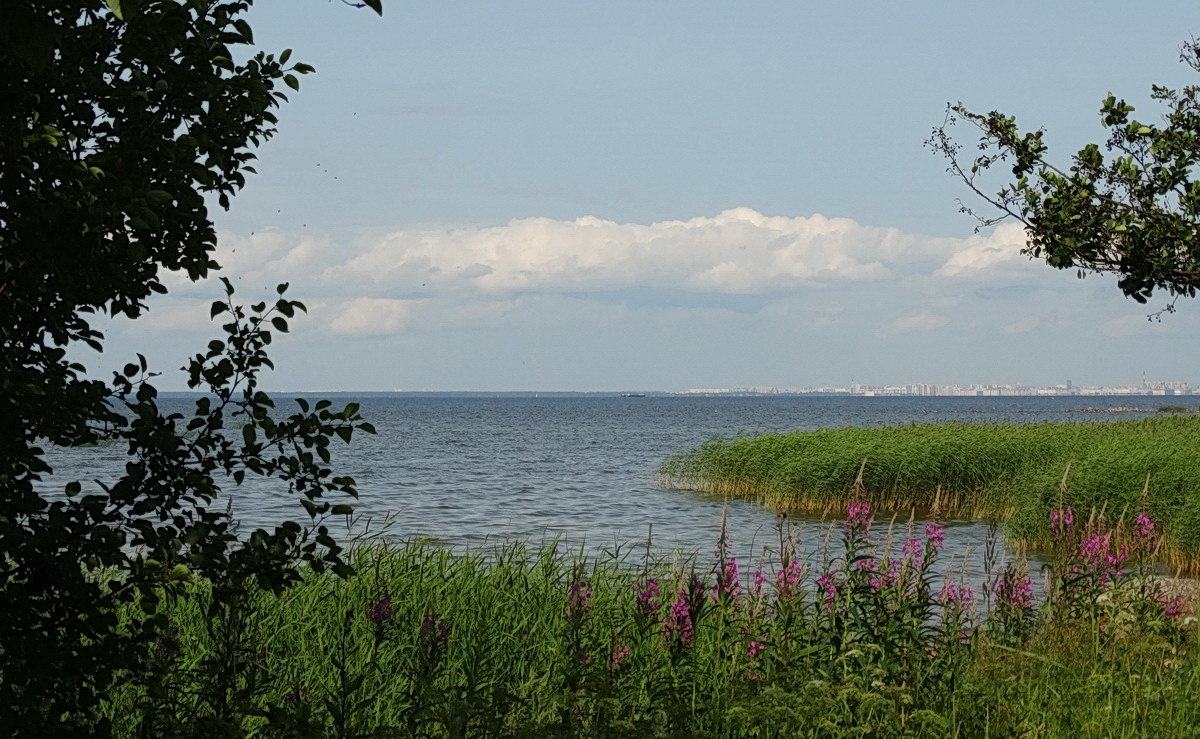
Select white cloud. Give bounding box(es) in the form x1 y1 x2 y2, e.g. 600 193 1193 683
203 209 1049 305
887 310 949 334
327 298 416 336
932 222 1033 279
142 209 1074 341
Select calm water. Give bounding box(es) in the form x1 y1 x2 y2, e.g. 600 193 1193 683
39 394 1176 580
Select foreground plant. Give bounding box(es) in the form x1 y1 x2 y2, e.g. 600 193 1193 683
1 1 379 733
95 504 1197 735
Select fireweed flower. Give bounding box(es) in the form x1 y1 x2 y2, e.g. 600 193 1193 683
369 594 395 626
421 615 450 645
752 569 767 593
863 560 899 593
1135 512 1156 540
846 501 872 529
902 538 925 570
994 573 1034 609
713 558 742 602
1079 533 1110 567
925 522 945 552
775 559 805 601
747 640 766 658
661 589 695 646
1050 507 1075 538
816 573 837 611
566 581 593 620
610 644 631 669
1148 582 1185 620
939 582 974 609
636 579 661 616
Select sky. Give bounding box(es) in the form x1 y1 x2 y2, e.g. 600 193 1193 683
101 1 1200 391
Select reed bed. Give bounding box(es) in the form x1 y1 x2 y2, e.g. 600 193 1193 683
659 417 1200 568
96 510 1199 736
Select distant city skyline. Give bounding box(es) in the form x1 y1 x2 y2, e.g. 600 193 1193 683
676 379 1193 397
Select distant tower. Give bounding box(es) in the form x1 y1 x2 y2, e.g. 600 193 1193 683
1066 379 1072 390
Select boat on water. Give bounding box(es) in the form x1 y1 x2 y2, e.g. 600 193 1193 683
620 393 646 398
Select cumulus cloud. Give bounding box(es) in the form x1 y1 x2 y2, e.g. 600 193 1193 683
206 208 1045 303
932 222 1031 279
143 209 1063 339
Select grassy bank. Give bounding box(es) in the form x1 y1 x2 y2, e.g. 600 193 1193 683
659 417 1200 567
96 511 1198 736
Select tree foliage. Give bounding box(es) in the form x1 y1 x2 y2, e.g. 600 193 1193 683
0 1 377 732
929 38 1200 305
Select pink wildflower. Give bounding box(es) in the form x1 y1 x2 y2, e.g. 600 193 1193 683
566 581 592 620
636 579 660 616
775 559 804 600
816 572 837 611
752 569 767 592
661 589 695 646
1135 512 1156 539
1050 507 1075 538
994 572 1034 609
713 558 742 602
925 522 945 552
747 640 765 658
902 538 925 570
938 582 974 609
847 500 872 529
1079 533 1110 568
609 644 631 674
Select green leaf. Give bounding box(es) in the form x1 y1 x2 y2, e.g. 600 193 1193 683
271 316 288 333
283 74 300 91
362 0 383 16
331 504 353 515
233 19 254 44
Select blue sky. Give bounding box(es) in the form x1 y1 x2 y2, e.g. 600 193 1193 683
103 2 1200 390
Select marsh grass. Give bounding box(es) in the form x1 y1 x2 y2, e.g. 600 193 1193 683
93 505 1200 736
659 417 1200 569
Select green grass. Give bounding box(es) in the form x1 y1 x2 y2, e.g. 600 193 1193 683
97 527 1200 736
659 417 1200 568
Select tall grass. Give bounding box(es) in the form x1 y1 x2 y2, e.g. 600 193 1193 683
659 417 1200 568
97 507 1199 736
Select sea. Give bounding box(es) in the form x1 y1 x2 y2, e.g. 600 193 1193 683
37 393 1180 583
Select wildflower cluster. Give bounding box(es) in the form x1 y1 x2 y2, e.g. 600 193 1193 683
369 594 395 626
713 558 742 603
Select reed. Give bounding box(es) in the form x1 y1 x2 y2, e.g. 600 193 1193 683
659 416 1200 568
95 511 1199 736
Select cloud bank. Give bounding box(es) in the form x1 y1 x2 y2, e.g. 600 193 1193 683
156 209 1048 337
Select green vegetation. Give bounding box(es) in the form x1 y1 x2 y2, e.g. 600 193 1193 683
932 37 1200 305
94 512 1198 735
2 2 378 731
660 417 1200 568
